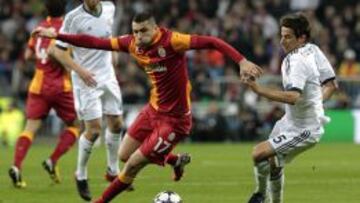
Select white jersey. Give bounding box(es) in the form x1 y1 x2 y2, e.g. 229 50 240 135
56 1 116 88
281 43 335 129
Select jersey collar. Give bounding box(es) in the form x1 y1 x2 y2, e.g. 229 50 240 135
82 3 102 18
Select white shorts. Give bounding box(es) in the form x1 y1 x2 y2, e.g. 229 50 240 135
73 80 123 121
268 118 324 167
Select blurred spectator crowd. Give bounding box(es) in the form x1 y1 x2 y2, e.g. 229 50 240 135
0 0 360 141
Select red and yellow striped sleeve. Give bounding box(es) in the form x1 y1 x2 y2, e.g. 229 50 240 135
110 37 120 50
170 32 191 52
110 35 133 52
118 35 133 52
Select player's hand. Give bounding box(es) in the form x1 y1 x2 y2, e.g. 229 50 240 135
239 59 263 78
77 68 97 87
240 74 259 92
32 27 58 38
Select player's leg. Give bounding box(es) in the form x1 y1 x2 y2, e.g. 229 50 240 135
9 93 49 188
94 149 149 203
103 80 125 181
118 133 142 163
268 157 284 203
104 115 124 181
9 119 42 188
165 150 191 181
266 130 318 203
43 120 79 183
43 92 79 183
248 141 275 203
73 86 103 201
161 113 192 181
75 118 102 201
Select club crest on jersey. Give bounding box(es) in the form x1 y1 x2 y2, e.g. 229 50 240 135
158 46 166 58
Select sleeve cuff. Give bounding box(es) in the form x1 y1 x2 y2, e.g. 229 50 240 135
321 77 336 85
55 44 68 51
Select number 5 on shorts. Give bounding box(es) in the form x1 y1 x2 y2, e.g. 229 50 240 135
272 135 287 144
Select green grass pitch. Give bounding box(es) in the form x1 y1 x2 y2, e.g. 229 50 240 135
0 143 359 202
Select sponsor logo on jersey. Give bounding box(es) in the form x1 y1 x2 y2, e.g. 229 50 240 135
144 63 167 73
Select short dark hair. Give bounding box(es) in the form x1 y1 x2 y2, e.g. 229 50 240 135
280 13 311 40
133 10 156 23
45 0 66 17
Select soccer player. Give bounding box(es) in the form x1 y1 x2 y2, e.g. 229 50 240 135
241 13 337 203
48 0 125 201
34 11 262 202
8 0 79 188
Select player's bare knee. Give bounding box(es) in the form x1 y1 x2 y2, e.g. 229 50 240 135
252 146 266 163
107 116 123 133
84 128 101 142
124 161 145 177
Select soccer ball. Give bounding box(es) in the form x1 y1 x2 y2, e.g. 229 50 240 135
153 191 182 203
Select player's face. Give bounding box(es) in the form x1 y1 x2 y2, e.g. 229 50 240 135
84 0 100 10
132 20 158 47
280 26 304 53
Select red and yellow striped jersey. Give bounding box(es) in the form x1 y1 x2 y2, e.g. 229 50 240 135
27 17 71 95
112 28 193 115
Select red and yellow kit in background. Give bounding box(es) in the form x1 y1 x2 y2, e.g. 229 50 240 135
26 17 75 122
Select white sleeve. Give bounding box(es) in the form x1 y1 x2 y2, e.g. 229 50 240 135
103 1 116 35
315 46 336 84
286 56 309 92
56 14 75 49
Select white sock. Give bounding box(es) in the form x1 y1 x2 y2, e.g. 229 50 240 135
105 128 121 175
270 169 284 203
254 160 270 195
76 134 93 180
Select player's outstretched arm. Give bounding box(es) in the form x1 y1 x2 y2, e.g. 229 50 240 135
190 35 263 78
33 27 117 51
241 76 301 105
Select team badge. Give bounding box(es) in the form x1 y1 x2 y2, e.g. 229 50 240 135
158 46 166 58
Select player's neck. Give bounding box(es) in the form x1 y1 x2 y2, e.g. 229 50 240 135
287 43 306 54
150 28 162 45
83 3 102 17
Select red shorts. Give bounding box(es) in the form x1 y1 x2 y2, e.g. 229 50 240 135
128 104 192 165
26 92 76 123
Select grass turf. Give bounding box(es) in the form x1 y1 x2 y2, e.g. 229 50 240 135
0 142 359 203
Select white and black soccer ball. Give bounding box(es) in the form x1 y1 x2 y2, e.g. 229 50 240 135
153 191 182 203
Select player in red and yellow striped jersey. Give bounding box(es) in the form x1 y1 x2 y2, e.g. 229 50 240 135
35 10 262 202
9 0 79 188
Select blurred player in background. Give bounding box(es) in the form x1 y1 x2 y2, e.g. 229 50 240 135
34 10 262 202
8 0 79 188
49 0 125 201
242 13 338 203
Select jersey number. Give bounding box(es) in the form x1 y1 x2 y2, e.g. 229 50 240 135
35 38 49 64
273 135 287 144
153 137 172 153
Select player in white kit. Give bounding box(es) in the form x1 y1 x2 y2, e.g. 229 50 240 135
50 0 124 201
243 13 338 203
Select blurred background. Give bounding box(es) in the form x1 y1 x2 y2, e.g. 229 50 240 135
0 0 359 146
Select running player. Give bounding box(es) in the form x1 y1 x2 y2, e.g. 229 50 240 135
34 10 262 202
9 0 79 188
